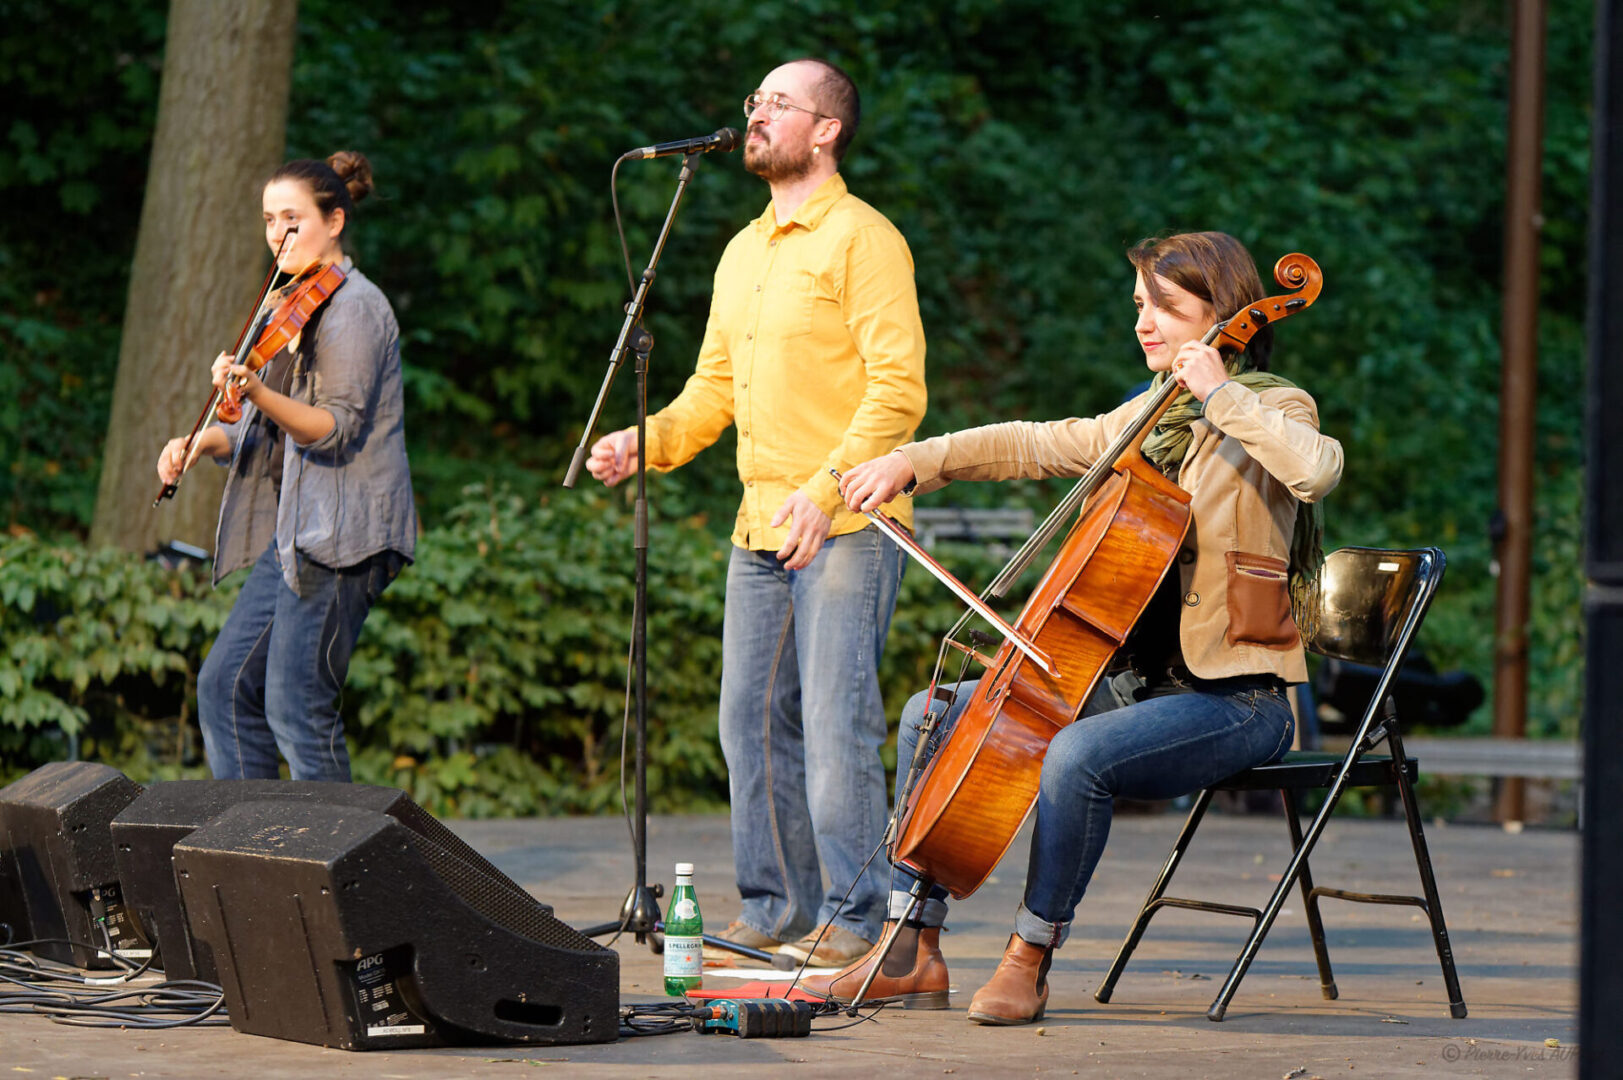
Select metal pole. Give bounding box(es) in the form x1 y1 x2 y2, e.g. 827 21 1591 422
1492 0 1548 824
1580 3 1623 1073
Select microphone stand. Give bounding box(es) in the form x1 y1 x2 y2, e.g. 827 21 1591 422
565 152 785 968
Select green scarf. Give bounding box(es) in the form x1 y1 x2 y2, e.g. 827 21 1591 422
1140 361 1326 627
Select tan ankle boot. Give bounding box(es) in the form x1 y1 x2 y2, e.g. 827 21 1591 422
966 934 1052 1025
799 921 949 1009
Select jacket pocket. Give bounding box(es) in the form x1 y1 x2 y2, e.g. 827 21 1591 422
1224 551 1298 649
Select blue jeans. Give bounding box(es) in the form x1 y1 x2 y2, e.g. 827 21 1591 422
197 542 398 781
889 671 1294 948
719 528 905 943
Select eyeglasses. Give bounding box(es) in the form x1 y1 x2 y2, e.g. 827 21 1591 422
743 91 828 122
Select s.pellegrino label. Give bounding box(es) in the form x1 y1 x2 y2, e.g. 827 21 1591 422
663 863 703 996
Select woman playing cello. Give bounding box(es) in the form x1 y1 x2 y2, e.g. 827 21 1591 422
154 151 414 782
813 231 1343 1024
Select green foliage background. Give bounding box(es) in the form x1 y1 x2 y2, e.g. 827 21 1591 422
0 0 1592 811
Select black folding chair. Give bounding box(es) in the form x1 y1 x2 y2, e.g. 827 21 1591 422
1095 546 1467 1021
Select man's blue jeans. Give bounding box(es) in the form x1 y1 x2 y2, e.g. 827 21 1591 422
197 542 398 781
719 528 905 944
888 671 1294 948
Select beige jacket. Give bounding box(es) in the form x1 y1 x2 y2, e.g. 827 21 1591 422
898 381 1343 683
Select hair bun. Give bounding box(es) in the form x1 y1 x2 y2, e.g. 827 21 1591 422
326 150 374 205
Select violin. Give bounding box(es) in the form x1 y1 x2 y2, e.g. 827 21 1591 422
213 262 345 423
152 243 346 507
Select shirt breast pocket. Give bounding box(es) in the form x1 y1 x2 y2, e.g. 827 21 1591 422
768 268 819 339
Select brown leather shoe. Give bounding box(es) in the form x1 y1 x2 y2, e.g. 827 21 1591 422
777 924 874 968
798 922 949 1009
701 919 783 963
966 934 1052 1025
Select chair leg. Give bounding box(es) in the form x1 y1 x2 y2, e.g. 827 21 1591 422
1207 749 1366 1021
1386 726 1468 1019
1283 787 1338 1000
1096 788 1216 1003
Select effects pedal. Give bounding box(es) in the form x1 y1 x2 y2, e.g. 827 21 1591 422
691 998 814 1038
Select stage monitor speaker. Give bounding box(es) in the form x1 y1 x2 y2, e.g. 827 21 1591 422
110 779 550 983
173 800 618 1049
0 761 148 967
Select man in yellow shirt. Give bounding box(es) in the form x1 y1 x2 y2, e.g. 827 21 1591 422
587 58 927 967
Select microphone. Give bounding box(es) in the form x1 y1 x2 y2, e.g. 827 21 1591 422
621 127 742 161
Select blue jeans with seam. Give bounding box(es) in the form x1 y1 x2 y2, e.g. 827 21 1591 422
197 541 398 781
888 671 1294 948
718 528 905 944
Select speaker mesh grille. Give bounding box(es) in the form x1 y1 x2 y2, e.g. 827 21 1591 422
404 831 604 954
390 804 548 913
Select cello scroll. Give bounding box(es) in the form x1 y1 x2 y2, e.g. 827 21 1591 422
1209 252 1323 354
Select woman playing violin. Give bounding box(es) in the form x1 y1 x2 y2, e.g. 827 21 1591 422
812 231 1343 1024
154 151 414 782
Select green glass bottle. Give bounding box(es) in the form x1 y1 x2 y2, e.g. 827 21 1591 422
663 862 703 996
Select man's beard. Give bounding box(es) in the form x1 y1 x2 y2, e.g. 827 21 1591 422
744 127 815 183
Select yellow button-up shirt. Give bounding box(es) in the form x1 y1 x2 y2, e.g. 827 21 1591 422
643 173 927 550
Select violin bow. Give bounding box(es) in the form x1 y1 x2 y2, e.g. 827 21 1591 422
153 228 300 507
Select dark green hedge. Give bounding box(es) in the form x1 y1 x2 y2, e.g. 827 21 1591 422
0 485 1014 815
0 0 1591 773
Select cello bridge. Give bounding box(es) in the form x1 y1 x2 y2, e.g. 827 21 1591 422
944 636 997 668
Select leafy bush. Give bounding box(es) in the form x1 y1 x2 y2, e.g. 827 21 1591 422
0 488 727 813
0 0 1592 783
343 485 731 816
0 533 224 773
0 481 1057 813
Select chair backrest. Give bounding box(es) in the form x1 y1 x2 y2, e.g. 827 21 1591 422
1301 547 1446 729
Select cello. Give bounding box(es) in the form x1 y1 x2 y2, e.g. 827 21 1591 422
849 253 1324 903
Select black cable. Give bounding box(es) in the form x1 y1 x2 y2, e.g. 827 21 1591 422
44 989 228 1029
610 156 637 295
0 940 127 984
616 996 886 1039
0 936 155 984
618 1000 699 1038
96 920 150 975
607 600 641 948
783 833 890 998
0 937 226 1028
811 1000 890 1031
26 983 227 1029
4 984 228 1028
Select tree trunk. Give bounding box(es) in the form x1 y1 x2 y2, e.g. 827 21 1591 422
90 0 299 554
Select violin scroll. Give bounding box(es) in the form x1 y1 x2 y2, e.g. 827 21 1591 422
215 370 249 424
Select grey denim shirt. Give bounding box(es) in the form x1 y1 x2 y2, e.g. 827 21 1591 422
212 257 416 592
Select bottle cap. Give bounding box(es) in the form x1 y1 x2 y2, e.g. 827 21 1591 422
674 862 694 877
